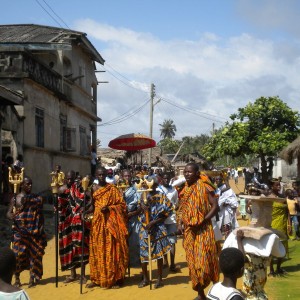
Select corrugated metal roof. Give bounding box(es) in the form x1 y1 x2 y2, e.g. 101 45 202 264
0 24 105 64
0 24 83 43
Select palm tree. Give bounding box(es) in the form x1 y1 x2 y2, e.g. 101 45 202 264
159 119 177 139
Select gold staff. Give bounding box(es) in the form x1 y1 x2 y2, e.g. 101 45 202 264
136 179 154 290
8 167 24 249
50 169 64 288
8 166 24 194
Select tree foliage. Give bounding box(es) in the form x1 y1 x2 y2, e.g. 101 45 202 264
159 119 177 139
202 96 300 182
158 138 181 154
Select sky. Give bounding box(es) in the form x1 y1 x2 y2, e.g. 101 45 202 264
2 0 300 148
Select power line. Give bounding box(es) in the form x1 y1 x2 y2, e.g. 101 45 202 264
41 0 70 29
34 0 64 28
100 64 148 94
160 97 226 123
98 98 150 126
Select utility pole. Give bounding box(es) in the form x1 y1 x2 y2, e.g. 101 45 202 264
148 83 155 167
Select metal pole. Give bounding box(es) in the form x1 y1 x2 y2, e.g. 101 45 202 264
148 83 155 167
54 193 59 288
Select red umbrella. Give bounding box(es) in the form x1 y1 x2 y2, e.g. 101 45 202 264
108 133 156 151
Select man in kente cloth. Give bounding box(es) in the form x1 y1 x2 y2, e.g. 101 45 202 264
86 167 128 289
57 170 90 283
6 176 47 288
178 163 219 300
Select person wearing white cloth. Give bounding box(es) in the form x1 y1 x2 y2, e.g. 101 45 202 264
215 177 239 238
223 228 286 300
157 173 179 272
207 247 245 300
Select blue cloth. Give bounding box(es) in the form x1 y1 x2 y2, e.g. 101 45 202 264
138 191 172 262
124 186 142 266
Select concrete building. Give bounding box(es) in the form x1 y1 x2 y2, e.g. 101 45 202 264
0 24 104 195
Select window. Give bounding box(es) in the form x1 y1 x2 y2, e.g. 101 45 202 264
35 107 44 147
60 115 67 151
91 84 97 102
64 127 76 152
79 126 88 156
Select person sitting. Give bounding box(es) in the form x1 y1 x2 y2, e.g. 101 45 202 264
207 247 245 300
0 247 31 299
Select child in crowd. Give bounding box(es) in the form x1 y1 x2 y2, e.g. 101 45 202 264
0 247 31 299
286 188 300 240
207 247 245 300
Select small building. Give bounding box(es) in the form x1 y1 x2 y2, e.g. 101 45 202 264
0 24 104 194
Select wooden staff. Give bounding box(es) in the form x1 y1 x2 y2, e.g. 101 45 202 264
50 172 59 288
80 176 90 294
136 179 153 290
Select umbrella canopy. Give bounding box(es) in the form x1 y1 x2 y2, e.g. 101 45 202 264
279 136 300 164
108 133 156 151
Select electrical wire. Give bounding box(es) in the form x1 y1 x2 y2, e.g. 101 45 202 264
34 0 64 28
41 0 71 29
160 97 226 123
99 98 150 126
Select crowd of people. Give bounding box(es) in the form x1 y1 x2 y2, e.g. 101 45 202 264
2 160 300 300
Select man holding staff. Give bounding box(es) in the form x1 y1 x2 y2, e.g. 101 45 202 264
138 177 173 289
6 176 47 288
57 170 90 283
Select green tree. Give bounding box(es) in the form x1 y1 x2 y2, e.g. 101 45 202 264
158 138 181 154
159 119 177 139
202 96 300 182
181 134 210 155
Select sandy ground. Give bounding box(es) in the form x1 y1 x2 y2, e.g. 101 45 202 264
18 178 246 300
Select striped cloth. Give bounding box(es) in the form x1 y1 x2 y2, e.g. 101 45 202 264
89 184 128 288
12 194 47 281
58 184 90 271
138 191 173 263
179 176 219 290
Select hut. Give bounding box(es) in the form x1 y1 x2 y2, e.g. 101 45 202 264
279 136 300 179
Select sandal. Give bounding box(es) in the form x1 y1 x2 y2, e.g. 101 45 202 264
63 275 78 283
85 282 99 289
276 268 287 275
169 265 180 273
154 281 164 289
268 271 276 277
138 280 149 288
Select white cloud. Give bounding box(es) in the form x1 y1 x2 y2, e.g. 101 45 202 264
74 17 300 148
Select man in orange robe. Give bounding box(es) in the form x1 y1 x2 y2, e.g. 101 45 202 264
178 163 219 300
86 167 128 289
